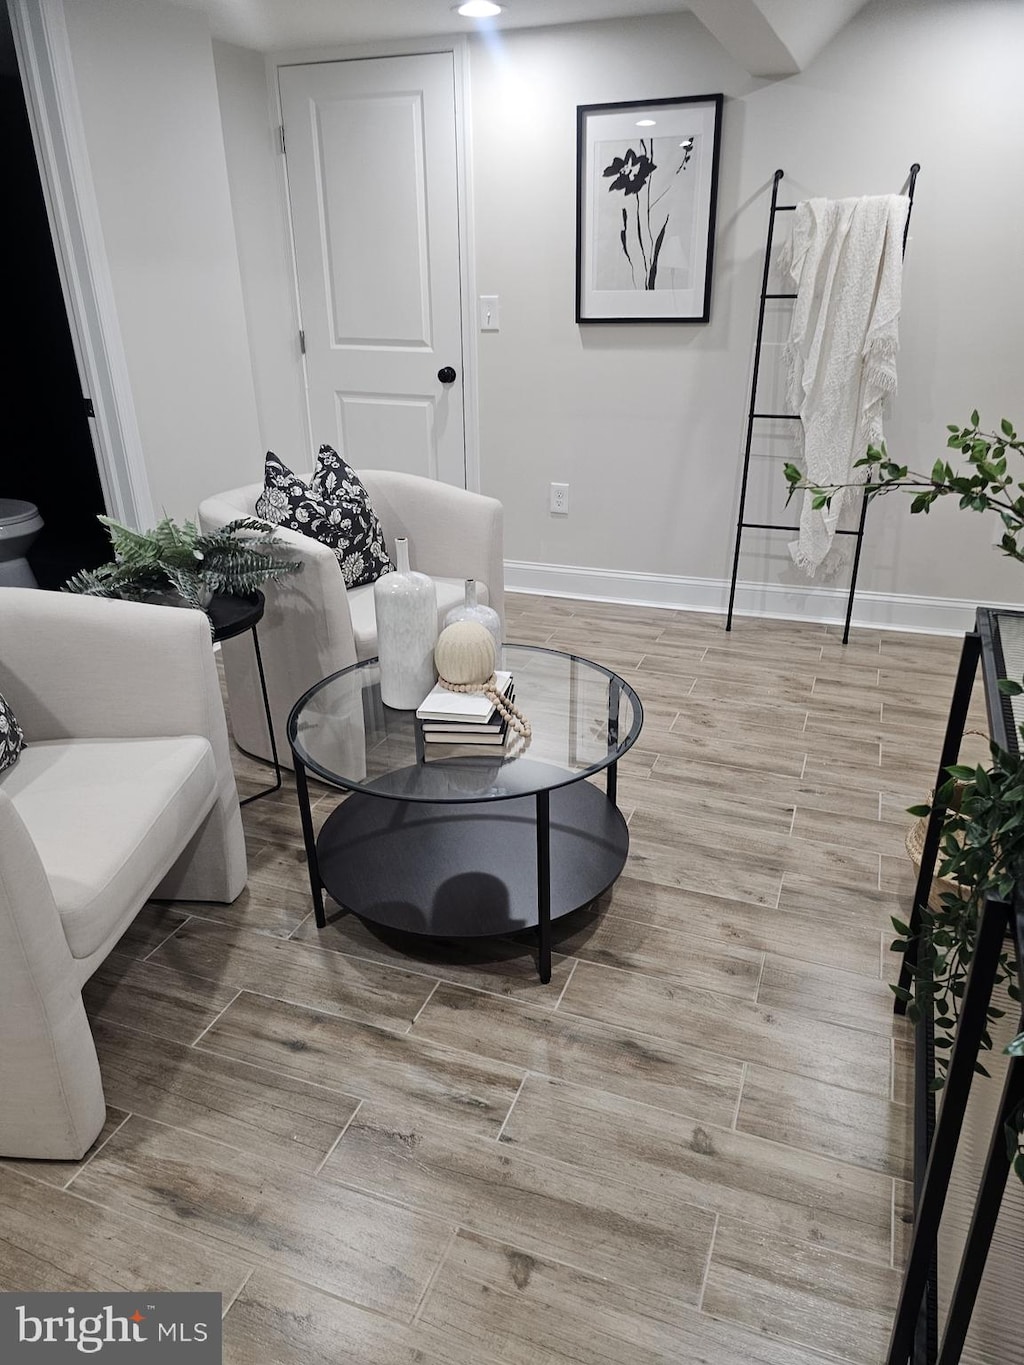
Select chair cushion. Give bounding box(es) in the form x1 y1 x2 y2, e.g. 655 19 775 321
0 691 24 773
0 736 217 959
255 447 392 589
348 577 490 659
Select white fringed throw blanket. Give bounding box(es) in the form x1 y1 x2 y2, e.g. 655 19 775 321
780 194 910 574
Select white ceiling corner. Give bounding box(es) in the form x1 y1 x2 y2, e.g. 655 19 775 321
162 0 872 73
162 0 693 54
688 0 874 77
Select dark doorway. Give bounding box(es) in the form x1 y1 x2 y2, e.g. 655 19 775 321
1 8 110 590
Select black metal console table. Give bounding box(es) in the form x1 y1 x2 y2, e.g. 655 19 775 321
888 608 1024 1365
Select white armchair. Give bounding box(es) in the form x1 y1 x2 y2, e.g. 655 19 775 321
198 470 504 766
0 588 246 1159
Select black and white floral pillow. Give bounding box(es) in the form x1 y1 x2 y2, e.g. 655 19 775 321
255 447 392 589
0 692 25 774
312 445 370 504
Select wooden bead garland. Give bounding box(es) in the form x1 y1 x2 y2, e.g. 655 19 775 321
434 621 532 740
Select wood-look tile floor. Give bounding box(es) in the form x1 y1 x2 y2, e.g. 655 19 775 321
2 594 988 1364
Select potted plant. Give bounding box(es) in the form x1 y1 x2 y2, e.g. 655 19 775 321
63 514 302 615
786 414 1024 1181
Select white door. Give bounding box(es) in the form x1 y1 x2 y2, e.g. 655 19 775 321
279 53 466 486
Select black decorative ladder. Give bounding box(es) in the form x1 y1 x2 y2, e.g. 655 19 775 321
725 164 920 644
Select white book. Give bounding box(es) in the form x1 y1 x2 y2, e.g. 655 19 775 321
421 687 514 734
423 725 507 745
415 671 512 723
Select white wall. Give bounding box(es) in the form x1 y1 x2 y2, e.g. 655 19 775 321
203 0 1024 628
468 0 1024 624
212 39 309 466
469 13 753 586
62 0 261 521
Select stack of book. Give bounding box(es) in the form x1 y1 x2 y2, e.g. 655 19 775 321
415 671 514 758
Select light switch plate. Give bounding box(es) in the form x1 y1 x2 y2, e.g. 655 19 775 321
479 295 500 331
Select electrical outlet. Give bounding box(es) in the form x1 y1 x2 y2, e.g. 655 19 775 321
550 482 569 515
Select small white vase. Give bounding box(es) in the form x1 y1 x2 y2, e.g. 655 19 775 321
374 538 438 709
444 578 502 661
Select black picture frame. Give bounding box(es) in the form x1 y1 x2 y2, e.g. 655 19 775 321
575 94 723 324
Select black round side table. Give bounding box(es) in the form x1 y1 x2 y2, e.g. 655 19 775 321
207 591 281 806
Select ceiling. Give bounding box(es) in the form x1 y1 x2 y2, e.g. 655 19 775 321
164 0 697 53
163 0 873 75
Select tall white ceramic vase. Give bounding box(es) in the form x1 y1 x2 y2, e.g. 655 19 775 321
373 538 437 709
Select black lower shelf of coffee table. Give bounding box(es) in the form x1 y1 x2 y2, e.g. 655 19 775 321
315 778 629 937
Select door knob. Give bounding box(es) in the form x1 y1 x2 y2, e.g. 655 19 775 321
437 366 457 384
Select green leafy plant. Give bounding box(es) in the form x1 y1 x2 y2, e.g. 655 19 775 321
889 741 1024 1182
783 413 1024 559
785 412 1024 1184
890 753 1022 1065
63 515 302 614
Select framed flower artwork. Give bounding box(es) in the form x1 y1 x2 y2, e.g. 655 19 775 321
575 94 724 323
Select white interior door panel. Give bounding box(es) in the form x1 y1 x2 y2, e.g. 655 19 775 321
280 53 465 485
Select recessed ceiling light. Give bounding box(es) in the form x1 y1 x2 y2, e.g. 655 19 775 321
456 1 503 16
635 119 656 127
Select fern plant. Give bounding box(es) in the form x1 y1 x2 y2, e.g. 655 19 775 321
63 515 302 615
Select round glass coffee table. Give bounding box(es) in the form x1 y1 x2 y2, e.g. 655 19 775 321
287 644 643 982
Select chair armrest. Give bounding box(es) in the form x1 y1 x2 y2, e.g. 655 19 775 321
0 588 225 744
198 492 360 763
198 493 359 668
0 587 246 910
360 471 505 629
0 791 106 1156
0 791 73 990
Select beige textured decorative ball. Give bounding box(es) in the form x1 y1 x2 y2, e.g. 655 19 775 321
434 620 495 686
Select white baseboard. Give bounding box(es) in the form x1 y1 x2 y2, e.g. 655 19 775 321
504 559 1019 636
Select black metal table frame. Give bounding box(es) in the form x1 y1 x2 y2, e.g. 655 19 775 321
209 593 281 807
887 609 1024 1365
289 652 636 984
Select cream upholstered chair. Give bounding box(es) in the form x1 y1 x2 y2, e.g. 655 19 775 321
0 588 246 1159
198 469 504 766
